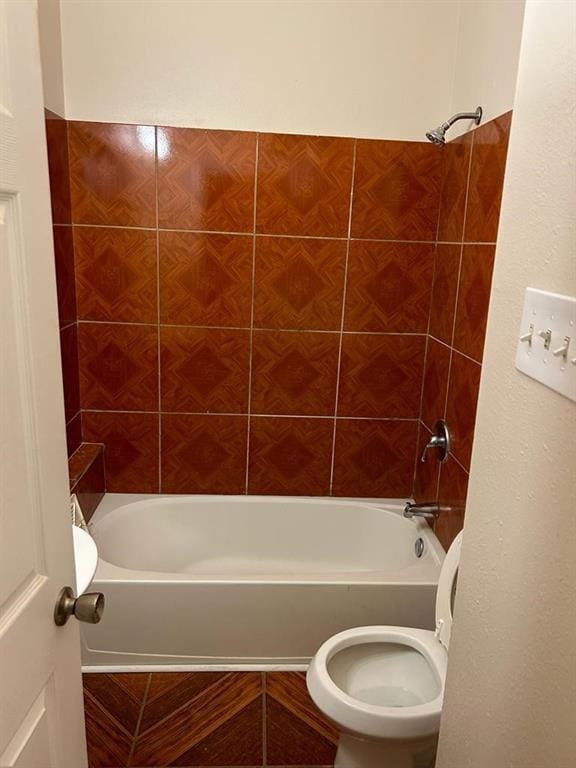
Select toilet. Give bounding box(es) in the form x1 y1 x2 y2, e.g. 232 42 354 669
307 531 462 768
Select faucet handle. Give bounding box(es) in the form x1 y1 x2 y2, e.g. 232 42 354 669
420 420 451 464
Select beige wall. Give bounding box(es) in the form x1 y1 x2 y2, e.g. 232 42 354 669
59 0 459 140
437 2 576 766
37 0 65 116
449 0 525 137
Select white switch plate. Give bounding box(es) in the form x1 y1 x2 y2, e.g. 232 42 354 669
515 288 576 402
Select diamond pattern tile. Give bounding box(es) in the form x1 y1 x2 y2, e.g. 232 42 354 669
78 322 158 411
254 236 346 330
158 127 256 231
161 414 247 494
453 244 496 362
68 121 156 226
66 412 82 457
159 231 253 326
83 672 148 768
332 419 418 497
131 671 262 766
248 417 333 495
74 226 157 322
60 324 80 421
161 326 250 413
436 132 472 243
83 411 159 493
445 350 481 469
344 241 434 332
338 334 425 418
428 244 461 345
413 423 440 503
53 226 77 328
420 337 451 431
266 672 338 766
352 139 441 240
256 133 354 237
45 116 71 224
251 330 339 416
464 111 512 242
436 458 469 551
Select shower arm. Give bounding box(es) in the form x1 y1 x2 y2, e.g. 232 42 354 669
442 107 483 130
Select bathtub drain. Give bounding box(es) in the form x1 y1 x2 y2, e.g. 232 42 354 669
414 538 424 558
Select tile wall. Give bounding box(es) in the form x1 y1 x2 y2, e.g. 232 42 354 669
45 113 512 542
83 670 337 768
47 120 444 499
415 112 512 549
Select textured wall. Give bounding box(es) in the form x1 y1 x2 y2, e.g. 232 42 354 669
437 2 576 765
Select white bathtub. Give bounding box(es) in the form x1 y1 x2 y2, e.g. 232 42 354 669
81 494 445 670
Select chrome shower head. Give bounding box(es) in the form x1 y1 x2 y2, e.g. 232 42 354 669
426 125 449 145
426 106 483 145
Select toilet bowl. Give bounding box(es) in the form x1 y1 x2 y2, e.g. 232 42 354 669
307 531 462 768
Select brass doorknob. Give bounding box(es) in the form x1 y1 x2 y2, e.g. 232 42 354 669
54 586 105 626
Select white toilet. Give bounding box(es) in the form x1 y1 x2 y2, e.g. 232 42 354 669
307 531 462 768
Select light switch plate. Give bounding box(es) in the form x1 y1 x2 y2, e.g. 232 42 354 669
515 288 576 402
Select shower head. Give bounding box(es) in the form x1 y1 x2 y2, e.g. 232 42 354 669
426 106 483 145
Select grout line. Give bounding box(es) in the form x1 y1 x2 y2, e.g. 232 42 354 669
262 671 267 767
65 409 81 427
329 139 357 496
128 672 152 766
59 320 76 332
81 407 418 422
442 127 475 423
245 134 259 494
69 220 500 246
154 126 162 493
428 334 482 367
75 318 427 336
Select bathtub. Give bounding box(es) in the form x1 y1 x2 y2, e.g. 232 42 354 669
81 494 445 670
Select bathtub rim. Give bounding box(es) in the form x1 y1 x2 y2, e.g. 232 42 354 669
88 493 445 585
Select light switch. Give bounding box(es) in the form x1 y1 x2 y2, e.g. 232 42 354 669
515 288 576 402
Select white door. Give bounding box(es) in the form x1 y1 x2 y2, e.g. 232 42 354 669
0 1 88 766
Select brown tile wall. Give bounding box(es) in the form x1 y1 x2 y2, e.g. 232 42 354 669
46 112 107 507
83 670 337 768
45 113 511 527
48 119 446 498
415 112 512 549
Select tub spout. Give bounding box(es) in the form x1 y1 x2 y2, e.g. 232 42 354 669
403 501 441 519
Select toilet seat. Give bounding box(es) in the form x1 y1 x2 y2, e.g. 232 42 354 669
307 625 447 740
307 531 463 742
